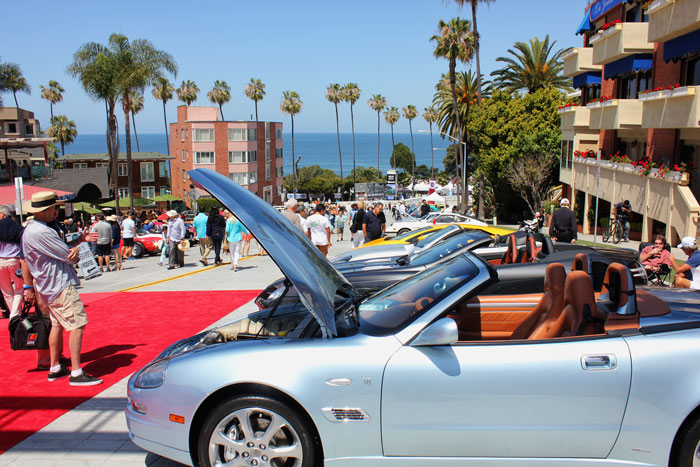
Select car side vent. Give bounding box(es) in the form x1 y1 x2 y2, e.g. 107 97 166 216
322 407 370 422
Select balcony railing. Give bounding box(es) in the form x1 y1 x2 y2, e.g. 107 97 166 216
591 22 654 65
641 85 700 128
558 106 592 131
648 0 700 43
587 99 643 129
562 47 602 78
563 157 699 241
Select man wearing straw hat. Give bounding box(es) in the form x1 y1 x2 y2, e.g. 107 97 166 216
21 191 103 386
167 210 186 269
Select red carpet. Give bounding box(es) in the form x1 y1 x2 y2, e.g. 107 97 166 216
0 290 260 454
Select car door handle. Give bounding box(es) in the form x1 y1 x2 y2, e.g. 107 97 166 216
581 354 617 371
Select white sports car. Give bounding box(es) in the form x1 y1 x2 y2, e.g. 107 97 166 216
387 212 487 235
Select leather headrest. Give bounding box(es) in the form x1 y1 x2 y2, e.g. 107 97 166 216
544 263 566 297
600 263 636 315
572 253 591 274
504 235 518 264
564 270 596 321
525 235 537 262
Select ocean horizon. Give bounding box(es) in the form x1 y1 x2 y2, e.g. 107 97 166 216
64 132 449 177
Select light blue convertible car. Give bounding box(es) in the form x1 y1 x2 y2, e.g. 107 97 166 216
126 168 700 467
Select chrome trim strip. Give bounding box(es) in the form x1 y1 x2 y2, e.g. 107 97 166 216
321 407 371 422
465 302 539 309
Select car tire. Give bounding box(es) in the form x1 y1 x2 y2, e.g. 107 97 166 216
197 395 320 467
132 242 144 258
397 228 411 235
675 415 700 467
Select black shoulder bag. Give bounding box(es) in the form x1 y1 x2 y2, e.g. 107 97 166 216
8 302 51 350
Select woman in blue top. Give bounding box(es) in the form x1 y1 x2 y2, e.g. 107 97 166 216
225 212 249 271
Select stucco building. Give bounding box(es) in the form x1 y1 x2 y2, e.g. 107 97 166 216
560 0 700 243
169 106 284 206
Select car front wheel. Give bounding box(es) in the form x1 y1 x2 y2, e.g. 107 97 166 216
197 395 319 467
132 242 144 258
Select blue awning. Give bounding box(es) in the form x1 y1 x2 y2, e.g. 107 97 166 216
663 28 700 62
573 72 602 88
604 54 653 79
576 11 592 35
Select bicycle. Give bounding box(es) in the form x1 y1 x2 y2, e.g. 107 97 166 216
602 214 624 244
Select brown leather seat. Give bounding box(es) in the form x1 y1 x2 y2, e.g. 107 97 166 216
599 263 637 315
529 270 597 339
520 235 537 263
501 235 518 265
511 263 566 339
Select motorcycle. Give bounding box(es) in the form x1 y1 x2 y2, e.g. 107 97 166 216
519 212 544 234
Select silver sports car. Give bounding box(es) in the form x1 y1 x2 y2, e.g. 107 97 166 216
126 168 700 467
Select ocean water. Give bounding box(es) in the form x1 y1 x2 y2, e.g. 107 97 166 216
65 132 448 177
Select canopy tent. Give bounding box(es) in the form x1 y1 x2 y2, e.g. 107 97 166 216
157 212 170 221
68 202 100 214
99 197 154 208
153 193 182 202
413 182 430 192
423 191 445 204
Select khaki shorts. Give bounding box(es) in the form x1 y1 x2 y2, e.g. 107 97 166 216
47 286 88 331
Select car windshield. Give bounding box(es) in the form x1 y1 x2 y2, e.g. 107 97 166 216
414 225 459 249
409 231 491 266
393 225 433 242
358 254 479 336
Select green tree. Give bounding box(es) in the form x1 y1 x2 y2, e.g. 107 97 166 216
177 80 199 106
244 78 265 122
437 171 451 186
152 77 174 156
347 166 385 184
343 83 361 196
422 105 439 179
208 80 231 120
326 83 344 178
125 91 144 151
367 94 386 177
283 165 340 195
384 106 400 149
491 35 570 93
48 115 78 156
402 104 418 184
431 17 474 212
390 143 416 174
40 80 65 120
0 62 31 107
281 91 302 192
415 164 432 180
109 33 177 211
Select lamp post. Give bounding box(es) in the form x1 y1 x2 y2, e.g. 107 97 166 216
419 129 468 207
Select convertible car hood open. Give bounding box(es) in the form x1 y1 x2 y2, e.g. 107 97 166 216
189 168 354 337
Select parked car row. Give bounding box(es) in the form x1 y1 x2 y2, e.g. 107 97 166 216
127 168 700 467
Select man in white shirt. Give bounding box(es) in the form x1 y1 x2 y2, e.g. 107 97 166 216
121 212 136 260
304 204 332 256
397 202 406 220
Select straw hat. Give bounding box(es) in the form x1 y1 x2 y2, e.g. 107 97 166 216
167 210 178 217
24 191 65 213
177 239 190 251
107 215 118 222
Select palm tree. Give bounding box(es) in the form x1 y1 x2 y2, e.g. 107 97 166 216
67 40 121 209
402 104 418 185
452 0 495 105
244 78 266 122
431 17 474 212
367 94 386 176
280 91 302 193
177 80 199 106
125 91 144 152
422 106 439 179
208 80 231 120
109 33 177 211
48 115 78 156
491 35 570 93
326 83 344 179
343 83 361 198
0 62 31 107
152 77 174 156
40 80 65 120
384 106 400 153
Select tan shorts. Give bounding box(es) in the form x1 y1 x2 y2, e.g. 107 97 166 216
47 286 88 331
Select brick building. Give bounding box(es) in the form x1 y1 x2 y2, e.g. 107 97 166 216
559 0 700 242
58 152 173 200
169 106 284 206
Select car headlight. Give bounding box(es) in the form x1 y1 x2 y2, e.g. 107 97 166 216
134 358 169 389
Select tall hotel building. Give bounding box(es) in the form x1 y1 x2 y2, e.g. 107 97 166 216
560 0 700 242
170 106 284 205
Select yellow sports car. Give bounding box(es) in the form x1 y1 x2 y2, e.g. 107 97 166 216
360 224 514 249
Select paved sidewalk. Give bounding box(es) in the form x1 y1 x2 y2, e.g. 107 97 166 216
1 237 356 467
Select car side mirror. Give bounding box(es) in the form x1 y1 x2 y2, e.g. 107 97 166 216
411 318 458 346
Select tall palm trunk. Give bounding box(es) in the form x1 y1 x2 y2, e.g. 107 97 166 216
123 100 135 211
334 103 343 179
219 104 224 121
50 104 54 121
376 111 381 179
390 125 395 149
449 59 466 212
162 101 170 155
254 102 259 122
106 100 120 213
291 115 296 193
409 119 415 191
12 92 18 108
429 122 435 179
350 103 356 200
472 2 482 106
132 111 140 152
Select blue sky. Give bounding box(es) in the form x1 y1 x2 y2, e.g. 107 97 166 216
3 0 589 135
